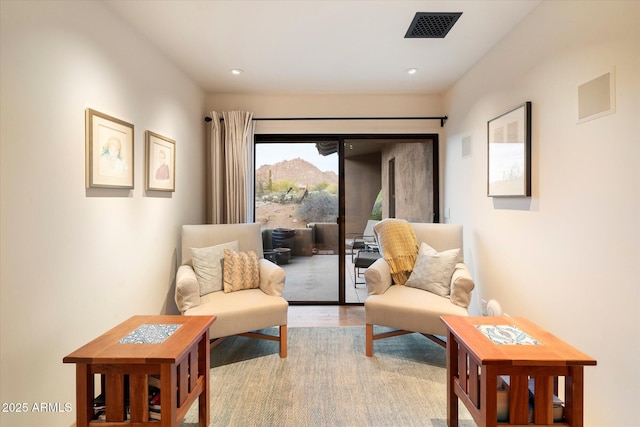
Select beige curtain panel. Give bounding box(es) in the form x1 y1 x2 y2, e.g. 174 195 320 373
207 111 255 224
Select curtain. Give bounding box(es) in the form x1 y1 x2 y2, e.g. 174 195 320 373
207 111 255 224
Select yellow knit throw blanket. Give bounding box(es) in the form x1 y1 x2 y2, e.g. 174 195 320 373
373 219 418 285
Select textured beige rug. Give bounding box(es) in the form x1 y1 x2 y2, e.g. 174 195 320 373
181 327 474 426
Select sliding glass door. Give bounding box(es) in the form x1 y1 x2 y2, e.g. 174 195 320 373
254 133 439 305
255 138 340 303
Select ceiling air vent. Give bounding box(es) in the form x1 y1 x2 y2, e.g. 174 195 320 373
405 12 462 38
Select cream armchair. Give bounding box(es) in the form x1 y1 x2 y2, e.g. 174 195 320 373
364 223 474 356
175 223 288 357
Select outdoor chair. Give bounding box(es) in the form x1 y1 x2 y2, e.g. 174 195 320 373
345 219 379 261
175 223 289 357
353 246 382 287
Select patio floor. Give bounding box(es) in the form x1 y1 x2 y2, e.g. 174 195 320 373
279 254 369 303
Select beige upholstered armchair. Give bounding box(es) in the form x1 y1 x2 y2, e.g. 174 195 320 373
364 222 474 356
175 223 288 357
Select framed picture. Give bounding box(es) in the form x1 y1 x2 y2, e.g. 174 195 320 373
85 108 134 189
145 131 175 192
487 102 531 197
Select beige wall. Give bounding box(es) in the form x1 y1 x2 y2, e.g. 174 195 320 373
207 94 445 135
0 1 206 426
442 1 639 425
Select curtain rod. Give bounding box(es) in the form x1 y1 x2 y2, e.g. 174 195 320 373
204 115 448 127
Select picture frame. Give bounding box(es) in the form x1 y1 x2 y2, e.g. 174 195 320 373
145 131 175 192
487 102 531 197
85 108 134 189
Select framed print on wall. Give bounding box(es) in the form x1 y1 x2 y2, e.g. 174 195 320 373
487 101 532 197
145 131 175 192
85 108 134 189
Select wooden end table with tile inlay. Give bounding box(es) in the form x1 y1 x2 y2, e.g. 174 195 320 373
64 315 215 426
441 316 596 427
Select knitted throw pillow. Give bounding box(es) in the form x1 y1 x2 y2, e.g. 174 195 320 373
222 248 260 293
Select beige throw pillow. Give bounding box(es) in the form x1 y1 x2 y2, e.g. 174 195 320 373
190 240 239 296
405 242 461 297
223 248 260 293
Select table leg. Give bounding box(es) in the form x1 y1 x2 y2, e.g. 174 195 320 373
199 329 211 426
532 375 554 425
75 364 93 427
105 373 125 422
129 373 149 422
160 363 177 427
446 330 459 427
565 366 585 427
481 365 499 427
508 375 529 425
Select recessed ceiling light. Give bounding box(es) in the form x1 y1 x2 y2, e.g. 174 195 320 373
230 68 244 75
406 68 419 75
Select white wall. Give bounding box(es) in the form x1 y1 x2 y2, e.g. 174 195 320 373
0 1 206 426
442 1 639 425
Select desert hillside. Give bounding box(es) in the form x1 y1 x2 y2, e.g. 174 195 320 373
256 157 337 189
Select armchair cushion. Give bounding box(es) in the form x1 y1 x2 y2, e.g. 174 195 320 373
190 240 238 295
223 248 260 293
366 285 469 337
185 288 288 340
405 242 461 297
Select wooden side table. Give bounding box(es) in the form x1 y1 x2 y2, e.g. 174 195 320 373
441 316 596 427
64 315 215 427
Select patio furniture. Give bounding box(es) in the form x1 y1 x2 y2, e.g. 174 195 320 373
346 219 379 260
353 247 382 287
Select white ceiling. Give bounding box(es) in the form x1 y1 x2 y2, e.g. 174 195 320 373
104 0 540 95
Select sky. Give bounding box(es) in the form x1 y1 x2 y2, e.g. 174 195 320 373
255 143 338 173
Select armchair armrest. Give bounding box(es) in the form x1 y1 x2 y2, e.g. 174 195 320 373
364 257 392 295
259 259 286 297
175 265 201 312
450 262 475 308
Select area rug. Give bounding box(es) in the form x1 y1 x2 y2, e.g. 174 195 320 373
181 327 475 427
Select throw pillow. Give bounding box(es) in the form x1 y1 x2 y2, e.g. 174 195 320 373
223 248 260 293
404 242 461 297
190 240 239 296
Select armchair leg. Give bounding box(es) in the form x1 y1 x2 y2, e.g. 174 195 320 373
209 336 228 350
237 326 288 358
279 325 287 358
366 324 374 357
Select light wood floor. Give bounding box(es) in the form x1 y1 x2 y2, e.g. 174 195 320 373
288 305 365 327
